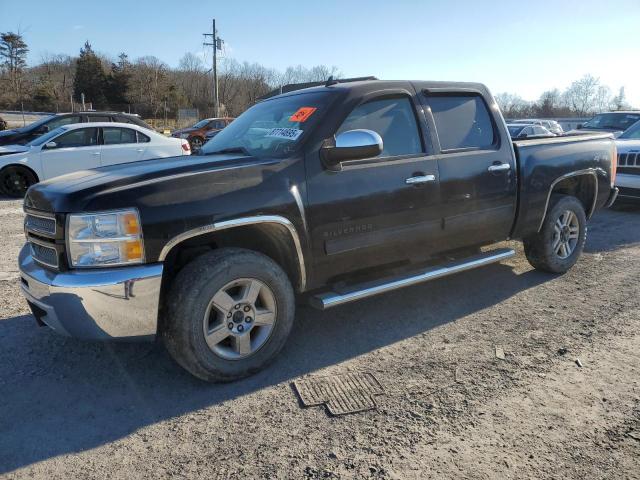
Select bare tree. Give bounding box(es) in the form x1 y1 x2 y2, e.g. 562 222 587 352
612 87 631 111
562 74 601 116
494 92 531 118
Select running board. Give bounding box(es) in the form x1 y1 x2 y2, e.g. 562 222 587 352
310 248 515 310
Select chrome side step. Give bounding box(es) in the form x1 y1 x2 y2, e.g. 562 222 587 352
310 248 515 310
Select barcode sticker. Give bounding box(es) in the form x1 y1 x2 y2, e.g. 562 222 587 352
265 127 303 141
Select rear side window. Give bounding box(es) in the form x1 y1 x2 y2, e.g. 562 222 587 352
47 115 81 129
427 94 496 151
136 131 150 143
103 127 137 145
337 97 422 157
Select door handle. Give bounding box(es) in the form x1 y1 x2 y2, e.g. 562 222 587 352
92 152 101 156
136 149 144 152
405 174 436 185
488 163 510 172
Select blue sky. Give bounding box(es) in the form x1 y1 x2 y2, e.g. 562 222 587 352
2 0 639 106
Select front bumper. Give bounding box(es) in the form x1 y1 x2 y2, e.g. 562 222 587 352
19 245 163 340
615 174 640 200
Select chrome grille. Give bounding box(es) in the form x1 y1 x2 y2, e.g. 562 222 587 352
30 242 59 268
25 214 56 236
618 152 640 168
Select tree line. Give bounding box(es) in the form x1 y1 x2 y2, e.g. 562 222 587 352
0 31 634 121
495 76 631 119
0 32 340 119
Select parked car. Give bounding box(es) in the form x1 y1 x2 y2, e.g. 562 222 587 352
568 111 640 138
511 119 563 135
507 123 554 139
0 122 190 197
613 119 640 202
0 111 152 146
18 79 617 382
171 117 234 151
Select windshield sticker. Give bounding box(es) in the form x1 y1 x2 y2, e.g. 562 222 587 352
266 127 303 141
289 107 317 123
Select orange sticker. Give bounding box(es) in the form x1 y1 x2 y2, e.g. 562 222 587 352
289 107 317 123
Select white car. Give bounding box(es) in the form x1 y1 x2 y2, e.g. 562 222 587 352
0 122 191 197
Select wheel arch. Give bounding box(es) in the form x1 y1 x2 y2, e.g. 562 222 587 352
0 163 40 182
537 170 598 232
159 216 306 293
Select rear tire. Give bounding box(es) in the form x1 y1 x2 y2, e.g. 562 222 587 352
0 166 37 198
523 194 587 273
189 136 204 151
162 248 295 382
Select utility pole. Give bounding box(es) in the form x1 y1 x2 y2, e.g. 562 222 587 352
203 19 223 117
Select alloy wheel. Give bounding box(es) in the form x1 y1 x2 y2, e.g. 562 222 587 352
552 210 580 259
202 278 277 360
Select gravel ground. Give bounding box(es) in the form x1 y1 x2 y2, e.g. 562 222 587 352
0 197 639 479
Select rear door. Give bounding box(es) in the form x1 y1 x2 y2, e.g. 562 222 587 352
419 90 517 249
100 127 144 166
306 90 442 284
40 127 100 179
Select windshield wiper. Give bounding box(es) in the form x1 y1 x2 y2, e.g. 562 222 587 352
207 146 252 156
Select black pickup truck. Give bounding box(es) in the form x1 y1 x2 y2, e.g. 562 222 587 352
19 79 618 382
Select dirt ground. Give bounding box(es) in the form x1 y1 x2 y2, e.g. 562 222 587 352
0 197 638 479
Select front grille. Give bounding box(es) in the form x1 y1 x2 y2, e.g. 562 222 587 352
618 152 640 168
30 241 59 268
25 214 56 236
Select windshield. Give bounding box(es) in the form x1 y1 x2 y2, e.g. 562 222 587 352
507 125 525 136
14 114 55 132
201 91 333 159
27 127 68 146
619 120 640 139
582 113 640 131
192 119 210 129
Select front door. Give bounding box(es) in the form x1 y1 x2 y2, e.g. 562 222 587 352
306 93 441 286
40 127 100 179
418 91 517 250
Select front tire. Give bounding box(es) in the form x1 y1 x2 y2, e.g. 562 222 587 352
523 194 587 273
189 136 204 151
0 166 37 198
163 248 295 382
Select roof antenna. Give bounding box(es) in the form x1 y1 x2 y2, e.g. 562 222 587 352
325 76 338 87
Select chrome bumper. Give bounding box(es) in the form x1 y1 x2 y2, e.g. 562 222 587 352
18 245 163 340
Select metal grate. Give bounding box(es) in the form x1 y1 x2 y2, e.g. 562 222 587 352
25 214 56 236
30 242 58 268
619 152 640 168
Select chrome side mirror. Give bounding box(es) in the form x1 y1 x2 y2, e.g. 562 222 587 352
321 129 383 170
44 141 57 149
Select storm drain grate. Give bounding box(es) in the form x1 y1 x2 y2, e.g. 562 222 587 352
293 372 384 416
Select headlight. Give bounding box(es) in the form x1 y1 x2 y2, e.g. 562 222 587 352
67 209 144 267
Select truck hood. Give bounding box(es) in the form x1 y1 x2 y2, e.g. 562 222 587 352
24 153 275 213
615 139 640 153
567 127 623 138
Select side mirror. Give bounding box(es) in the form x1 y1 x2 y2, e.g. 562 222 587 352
44 141 57 149
321 129 383 170
576 124 583 129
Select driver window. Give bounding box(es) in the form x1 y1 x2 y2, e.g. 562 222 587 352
337 97 423 157
50 128 98 149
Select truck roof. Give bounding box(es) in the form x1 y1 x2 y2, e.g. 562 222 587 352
264 79 492 101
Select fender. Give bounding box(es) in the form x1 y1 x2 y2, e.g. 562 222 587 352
537 169 599 232
158 215 307 291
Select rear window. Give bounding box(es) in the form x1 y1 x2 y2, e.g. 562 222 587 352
426 94 496 151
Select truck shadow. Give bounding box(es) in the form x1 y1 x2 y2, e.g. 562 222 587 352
584 206 640 252
0 260 551 474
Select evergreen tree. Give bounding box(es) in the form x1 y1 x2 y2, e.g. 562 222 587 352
73 41 107 107
0 31 29 103
105 53 131 105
